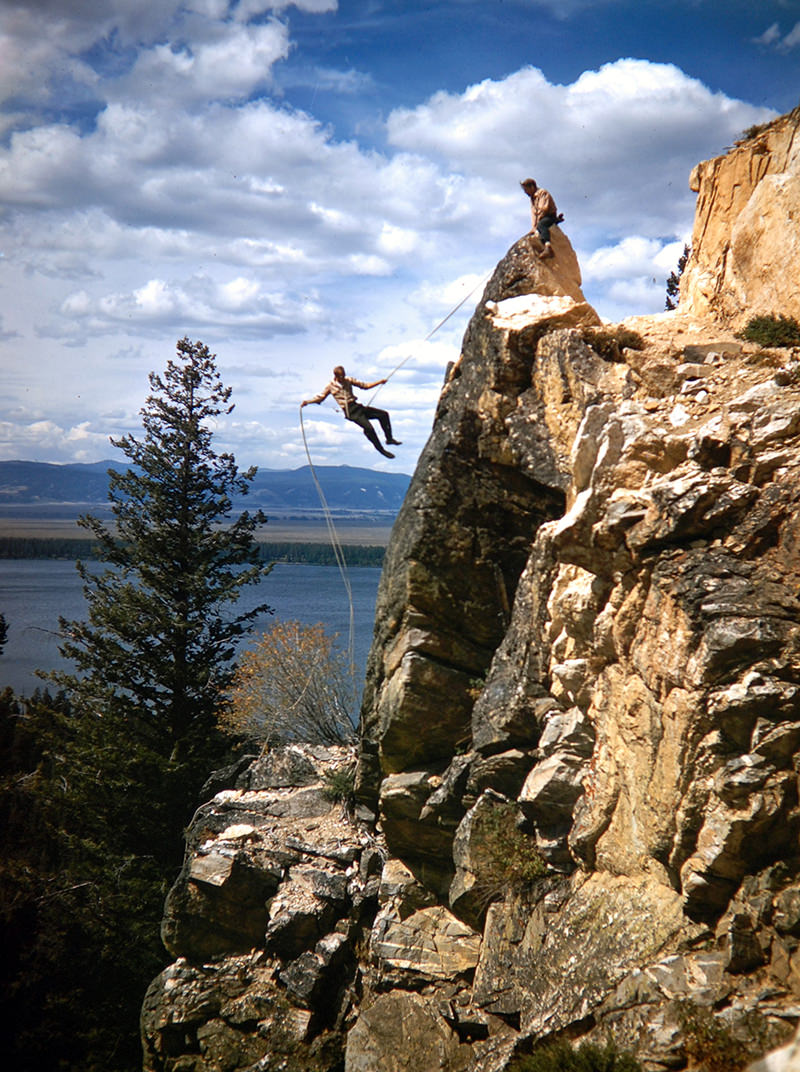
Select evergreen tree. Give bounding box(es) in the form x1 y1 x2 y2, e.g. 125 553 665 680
0 689 170 1072
665 243 690 310
54 337 271 783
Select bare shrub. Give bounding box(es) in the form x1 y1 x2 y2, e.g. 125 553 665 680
221 620 357 747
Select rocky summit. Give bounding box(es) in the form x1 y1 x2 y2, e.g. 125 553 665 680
143 107 800 1072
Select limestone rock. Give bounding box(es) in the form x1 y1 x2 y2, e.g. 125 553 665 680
141 952 339 1072
472 893 554 1017
239 745 321 789
748 1027 800 1072
143 747 372 1070
774 886 800 937
483 227 590 305
356 243 599 820
379 769 454 894
145 116 800 1072
378 856 438 917
465 748 537 803
162 849 280 961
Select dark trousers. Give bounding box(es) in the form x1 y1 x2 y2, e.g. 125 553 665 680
346 402 393 452
537 213 557 245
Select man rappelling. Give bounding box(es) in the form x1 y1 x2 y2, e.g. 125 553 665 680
521 177 562 260
301 365 402 459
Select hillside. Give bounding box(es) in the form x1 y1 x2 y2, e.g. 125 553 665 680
0 460 410 518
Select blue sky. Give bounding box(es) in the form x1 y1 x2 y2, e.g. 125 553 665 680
0 0 798 474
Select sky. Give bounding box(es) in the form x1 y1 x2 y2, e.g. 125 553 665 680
1 0 799 477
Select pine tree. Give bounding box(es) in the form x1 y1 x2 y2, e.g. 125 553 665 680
665 243 690 310
53 337 271 784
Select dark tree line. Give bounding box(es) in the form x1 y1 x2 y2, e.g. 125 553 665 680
0 536 385 566
0 339 271 1071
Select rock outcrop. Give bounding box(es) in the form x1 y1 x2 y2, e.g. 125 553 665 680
143 116 800 1072
141 746 374 1072
681 104 800 329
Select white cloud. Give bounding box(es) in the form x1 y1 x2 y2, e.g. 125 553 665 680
583 235 686 280
0 417 112 463
50 273 325 340
235 0 338 17
752 18 800 51
0 2 779 470
387 60 772 245
113 20 290 107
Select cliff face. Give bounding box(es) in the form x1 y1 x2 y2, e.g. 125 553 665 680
680 105 800 329
143 123 800 1072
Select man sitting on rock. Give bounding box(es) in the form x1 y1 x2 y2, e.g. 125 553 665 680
301 365 401 459
521 177 562 260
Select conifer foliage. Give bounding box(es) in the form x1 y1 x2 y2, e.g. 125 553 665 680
55 337 271 771
665 243 690 310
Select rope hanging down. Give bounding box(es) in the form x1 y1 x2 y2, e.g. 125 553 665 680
299 405 357 703
299 267 493 712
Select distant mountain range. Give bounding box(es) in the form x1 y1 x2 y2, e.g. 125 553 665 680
0 460 411 517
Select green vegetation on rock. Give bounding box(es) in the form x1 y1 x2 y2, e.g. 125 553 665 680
676 1000 789 1072
509 1039 642 1072
472 801 547 905
736 314 800 348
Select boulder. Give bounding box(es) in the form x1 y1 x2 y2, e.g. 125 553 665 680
141 954 319 1072
162 851 281 961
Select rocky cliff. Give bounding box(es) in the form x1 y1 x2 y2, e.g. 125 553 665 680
142 109 800 1072
680 105 800 329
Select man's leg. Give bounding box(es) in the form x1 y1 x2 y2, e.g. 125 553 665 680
363 405 401 445
347 412 394 457
536 216 556 259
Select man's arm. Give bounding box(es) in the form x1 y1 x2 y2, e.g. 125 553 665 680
351 378 387 390
301 383 331 407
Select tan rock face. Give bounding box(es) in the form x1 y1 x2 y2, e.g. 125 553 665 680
680 105 800 329
344 992 471 1072
371 905 481 979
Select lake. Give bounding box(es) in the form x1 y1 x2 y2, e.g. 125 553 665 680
0 559 382 699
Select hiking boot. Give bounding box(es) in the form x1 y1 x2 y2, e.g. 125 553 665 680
538 244 554 260
386 438 402 445
377 447 395 458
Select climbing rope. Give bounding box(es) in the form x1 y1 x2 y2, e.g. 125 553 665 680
299 405 358 708
367 270 491 405
298 267 493 713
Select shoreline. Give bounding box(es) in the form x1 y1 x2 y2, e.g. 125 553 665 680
0 517 395 547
